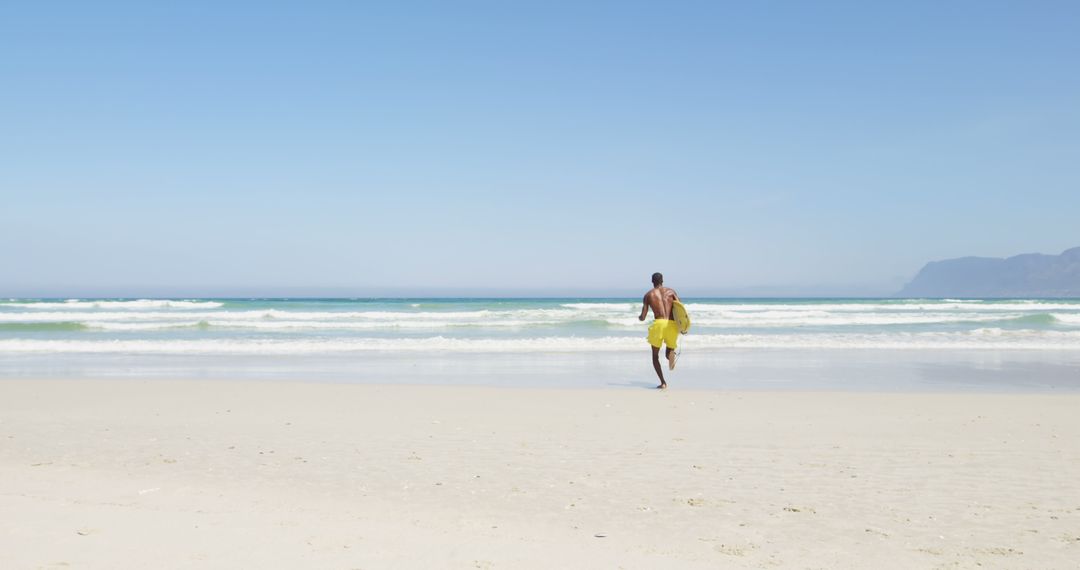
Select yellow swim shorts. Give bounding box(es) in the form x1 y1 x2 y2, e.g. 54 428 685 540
647 319 679 349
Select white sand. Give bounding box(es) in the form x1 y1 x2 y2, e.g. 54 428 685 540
2 380 1078 569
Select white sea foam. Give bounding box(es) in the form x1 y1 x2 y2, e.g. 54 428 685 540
85 319 575 331
2 298 1079 362
0 310 587 329
561 302 639 311
561 303 1080 329
1051 313 1080 324
0 310 506 322
3 329 1080 354
683 302 1080 313
2 304 1078 331
1 299 224 310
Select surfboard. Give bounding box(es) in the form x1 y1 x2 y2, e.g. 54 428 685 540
672 300 691 334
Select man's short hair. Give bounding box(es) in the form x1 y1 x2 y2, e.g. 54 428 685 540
652 272 663 286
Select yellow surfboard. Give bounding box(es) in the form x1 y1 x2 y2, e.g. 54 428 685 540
672 300 691 334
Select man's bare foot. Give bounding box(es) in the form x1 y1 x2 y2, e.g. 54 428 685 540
657 383 667 390
668 350 677 371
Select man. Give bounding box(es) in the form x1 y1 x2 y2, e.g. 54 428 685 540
638 272 680 389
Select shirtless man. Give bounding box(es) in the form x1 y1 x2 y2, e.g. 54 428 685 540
638 272 680 389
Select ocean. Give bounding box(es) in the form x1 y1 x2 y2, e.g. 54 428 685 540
2 298 1079 389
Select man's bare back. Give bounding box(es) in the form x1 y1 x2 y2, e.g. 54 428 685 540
642 287 678 320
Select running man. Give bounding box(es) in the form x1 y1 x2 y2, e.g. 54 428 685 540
638 272 680 389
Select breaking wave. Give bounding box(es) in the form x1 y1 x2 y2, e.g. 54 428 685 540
0 299 224 310
2 329 1080 354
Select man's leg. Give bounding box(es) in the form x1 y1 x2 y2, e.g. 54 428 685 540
651 346 667 389
664 322 679 371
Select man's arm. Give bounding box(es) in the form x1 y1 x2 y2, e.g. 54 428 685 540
639 294 650 321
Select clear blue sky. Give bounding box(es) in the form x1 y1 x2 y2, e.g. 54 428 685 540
2 1 1078 296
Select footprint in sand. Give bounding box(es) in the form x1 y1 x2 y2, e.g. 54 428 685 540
973 547 1023 556
714 543 757 556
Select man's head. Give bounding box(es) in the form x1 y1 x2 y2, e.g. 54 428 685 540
652 272 663 286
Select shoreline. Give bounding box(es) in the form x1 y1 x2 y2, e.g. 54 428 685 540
4 347 1080 392
3 379 1079 568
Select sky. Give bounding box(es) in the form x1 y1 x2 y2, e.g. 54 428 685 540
2 1 1078 297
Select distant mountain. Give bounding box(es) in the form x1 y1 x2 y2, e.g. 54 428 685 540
898 247 1080 298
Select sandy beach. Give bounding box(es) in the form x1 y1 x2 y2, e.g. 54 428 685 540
1 380 1078 569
